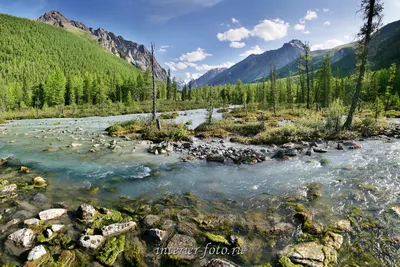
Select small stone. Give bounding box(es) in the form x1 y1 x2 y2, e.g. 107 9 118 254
51 224 65 232
166 234 197 261
143 215 160 228
31 193 48 203
8 228 36 248
77 203 96 222
33 177 47 187
101 221 136 237
79 235 105 249
0 184 17 194
38 208 67 221
20 166 30 173
69 143 82 148
44 229 53 238
335 220 352 231
27 245 47 261
24 218 40 226
206 258 237 267
148 228 167 241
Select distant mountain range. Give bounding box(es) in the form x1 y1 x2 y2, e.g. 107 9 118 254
38 10 167 81
191 68 227 88
193 19 400 87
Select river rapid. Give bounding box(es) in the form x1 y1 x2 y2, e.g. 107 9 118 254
0 109 400 266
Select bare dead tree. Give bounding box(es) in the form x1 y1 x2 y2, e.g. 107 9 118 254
151 42 157 121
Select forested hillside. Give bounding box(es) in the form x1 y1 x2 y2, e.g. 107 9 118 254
0 13 161 112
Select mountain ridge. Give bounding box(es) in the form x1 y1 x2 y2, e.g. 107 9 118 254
38 10 167 82
208 39 305 85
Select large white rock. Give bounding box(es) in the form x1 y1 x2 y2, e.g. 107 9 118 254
8 228 36 248
38 209 67 221
101 221 136 237
79 235 105 249
27 245 47 261
0 184 17 194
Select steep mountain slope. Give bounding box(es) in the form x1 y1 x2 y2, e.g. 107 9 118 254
0 13 140 85
275 44 357 79
208 40 305 85
192 68 227 88
38 10 167 81
278 19 400 79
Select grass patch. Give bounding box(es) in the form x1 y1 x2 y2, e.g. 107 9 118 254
107 118 191 143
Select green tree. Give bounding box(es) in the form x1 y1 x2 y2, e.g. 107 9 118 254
44 68 66 107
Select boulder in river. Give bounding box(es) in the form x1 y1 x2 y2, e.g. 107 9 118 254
27 245 47 261
77 203 96 222
8 228 36 248
79 235 105 250
165 234 197 261
101 221 136 237
206 155 226 163
148 228 167 241
38 208 67 221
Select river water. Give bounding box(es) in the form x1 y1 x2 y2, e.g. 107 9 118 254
0 109 400 265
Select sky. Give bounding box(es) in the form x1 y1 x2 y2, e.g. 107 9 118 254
0 0 399 83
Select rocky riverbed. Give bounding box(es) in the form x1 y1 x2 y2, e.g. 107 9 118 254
0 112 400 266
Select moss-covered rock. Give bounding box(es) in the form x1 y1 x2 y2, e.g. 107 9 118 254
204 233 230 246
96 235 125 266
124 236 146 267
277 256 302 267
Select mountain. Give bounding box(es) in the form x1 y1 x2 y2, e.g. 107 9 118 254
192 68 227 88
0 13 141 87
208 40 305 85
278 19 400 79
38 10 167 81
275 43 357 79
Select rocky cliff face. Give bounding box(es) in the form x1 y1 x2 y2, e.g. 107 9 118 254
38 11 167 81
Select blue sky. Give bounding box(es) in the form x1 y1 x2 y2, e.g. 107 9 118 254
1 0 399 83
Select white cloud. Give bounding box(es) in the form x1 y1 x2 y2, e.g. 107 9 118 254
217 19 289 44
230 41 246 48
189 62 235 71
251 19 289 41
179 48 212 62
175 72 203 84
240 45 264 58
344 35 350 40
217 27 251 42
303 30 311 35
324 21 330 26
165 61 188 70
294 24 305 31
232 18 239 24
299 18 306 24
304 10 318 21
158 45 169 53
311 39 344 51
323 8 330 12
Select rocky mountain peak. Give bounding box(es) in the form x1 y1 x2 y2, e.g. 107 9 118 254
38 10 70 27
37 10 167 82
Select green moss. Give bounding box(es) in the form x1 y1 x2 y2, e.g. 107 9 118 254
277 256 302 267
204 233 230 245
305 183 322 200
159 112 179 119
91 208 131 229
108 177 124 184
57 250 76 267
37 233 57 243
96 235 125 266
320 158 329 165
124 238 145 267
87 187 100 195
